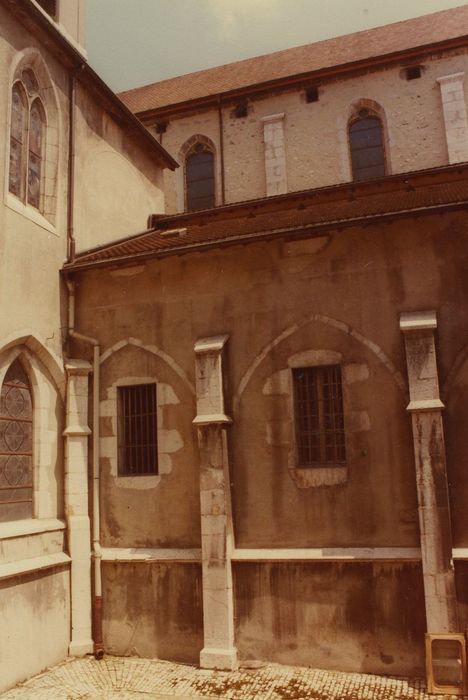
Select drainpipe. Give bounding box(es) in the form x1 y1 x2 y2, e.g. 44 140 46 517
67 65 85 263
67 279 104 659
217 96 226 205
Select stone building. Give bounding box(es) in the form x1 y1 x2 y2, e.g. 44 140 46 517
1 0 468 694
0 0 174 692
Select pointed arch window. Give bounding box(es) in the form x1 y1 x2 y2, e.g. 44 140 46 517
8 69 46 211
185 143 215 211
0 360 33 522
349 109 386 181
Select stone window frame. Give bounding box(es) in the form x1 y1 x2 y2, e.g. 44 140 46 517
4 49 60 234
101 375 182 491
0 345 63 526
287 351 349 488
292 364 346 470
347 99 391 182
116 382 158 477
177 134 220 213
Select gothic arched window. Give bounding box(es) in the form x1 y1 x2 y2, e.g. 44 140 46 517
349 109 386 181
0 360 33 522
8 69 46 211
185 143 215 211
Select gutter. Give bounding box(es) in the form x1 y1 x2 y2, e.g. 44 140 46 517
66 280 103 660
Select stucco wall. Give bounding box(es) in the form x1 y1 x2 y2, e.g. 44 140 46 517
156 49 468 213
74 87 166 252
0 567 70 692
74 205 468 671
234 561 426 675
102 562 203 663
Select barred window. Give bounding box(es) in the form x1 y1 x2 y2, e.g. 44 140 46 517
292 365 346 468
0 360 33 522
117 384 158 476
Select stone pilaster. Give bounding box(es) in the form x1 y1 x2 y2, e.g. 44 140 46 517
63 360 93 656
261 113 287 197
400 311 458 633
437 73 468 164
193 335 238 670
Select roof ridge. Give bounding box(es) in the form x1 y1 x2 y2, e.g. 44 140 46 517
119 4 468 109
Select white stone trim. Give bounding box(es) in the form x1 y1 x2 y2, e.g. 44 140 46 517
452 549 468 560
400 310 437 331
101 547 201 562
437 72 468 164
0 551 70 581
0 517 65 541
231 547 422 562
261 112 287 197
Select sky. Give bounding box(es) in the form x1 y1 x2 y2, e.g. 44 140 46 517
85 0 468 93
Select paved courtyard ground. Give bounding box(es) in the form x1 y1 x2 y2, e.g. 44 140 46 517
0 656 467 700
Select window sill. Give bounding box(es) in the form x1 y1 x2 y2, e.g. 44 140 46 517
0 517 66 541
115 474 161 490
288 465 348 488
5 192 58 236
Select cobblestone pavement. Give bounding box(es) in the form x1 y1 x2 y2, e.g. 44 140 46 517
1 656 467 700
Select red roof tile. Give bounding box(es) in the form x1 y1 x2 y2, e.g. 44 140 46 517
64 164 468 271
119 6 468 114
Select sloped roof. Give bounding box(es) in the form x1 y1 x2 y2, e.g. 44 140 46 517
119 6 468 115
63 163 468 272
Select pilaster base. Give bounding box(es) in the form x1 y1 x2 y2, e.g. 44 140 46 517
69 639 93 656
200 646 238 670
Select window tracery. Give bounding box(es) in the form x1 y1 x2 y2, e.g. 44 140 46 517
8 69 46 211
0 360 33 523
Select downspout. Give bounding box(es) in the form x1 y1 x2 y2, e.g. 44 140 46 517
67 72 76 262
217 96 226 205
67 65 85 263
67 279 104 659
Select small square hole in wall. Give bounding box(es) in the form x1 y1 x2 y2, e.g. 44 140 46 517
406 65 422 80
305 86 319 103
233 101 248 118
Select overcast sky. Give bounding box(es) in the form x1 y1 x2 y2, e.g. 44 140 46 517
86 0 468 92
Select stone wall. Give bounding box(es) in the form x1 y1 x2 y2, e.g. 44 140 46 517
154 49 468 213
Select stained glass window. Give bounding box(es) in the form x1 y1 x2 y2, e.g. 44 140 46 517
186 144 215 211
8 72 45 211
0 360 33 522
28 100 44 209
9 84 26 198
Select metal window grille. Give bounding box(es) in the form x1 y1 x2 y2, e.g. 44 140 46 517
292 365 346 468
0 360 33 522
117 384 158 476
349 114 386 181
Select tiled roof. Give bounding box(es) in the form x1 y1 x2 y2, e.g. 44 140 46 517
119 6 468 114
64 165 468 271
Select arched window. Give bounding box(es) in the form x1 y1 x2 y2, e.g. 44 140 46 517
8 69 46 211
185 143 215 211
349 108 386 181
0 360 33 522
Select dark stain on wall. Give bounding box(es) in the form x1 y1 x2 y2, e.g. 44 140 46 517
234 561 426 676
102 562 203 664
